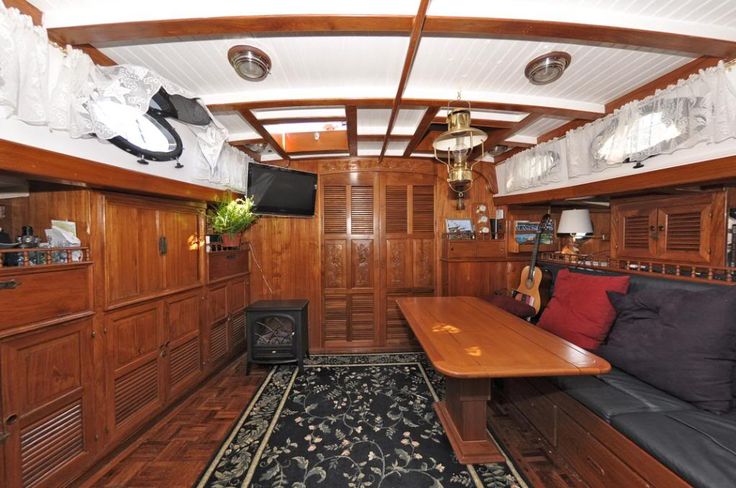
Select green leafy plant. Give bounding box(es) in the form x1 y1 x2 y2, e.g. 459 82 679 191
208 195 257 236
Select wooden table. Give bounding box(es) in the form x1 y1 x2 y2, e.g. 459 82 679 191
396 296 611 464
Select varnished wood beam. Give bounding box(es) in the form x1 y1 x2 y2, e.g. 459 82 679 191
434 117 516 129
210 98 601 121
485 114 543 147
238 109 290 160
423 17 736 58
358 134 413 142
0 139 227 201
379 0 431 162
403 107 440 157
48 15 414 46
494 154 736 205
346 106 358 156
536 119 588 144
75 44 117 66
49 14 736 59
4 0 42 26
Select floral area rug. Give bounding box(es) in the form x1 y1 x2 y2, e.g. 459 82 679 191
196 353 527 488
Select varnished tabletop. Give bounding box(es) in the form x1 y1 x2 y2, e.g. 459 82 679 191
396 296 611 379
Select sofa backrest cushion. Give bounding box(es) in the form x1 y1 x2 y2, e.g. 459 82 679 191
597 287 736 413
538 268 630 349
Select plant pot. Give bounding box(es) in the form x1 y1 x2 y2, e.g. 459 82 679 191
220 233 242 249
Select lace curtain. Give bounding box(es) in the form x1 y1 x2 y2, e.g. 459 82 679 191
501 62 736 193
568 62 736 177
0 3 249 191
503 137 564 193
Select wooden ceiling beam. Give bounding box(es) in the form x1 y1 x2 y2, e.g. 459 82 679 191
238 109 290 160
403 107 440 157
4 0 43 26
423 17 736 58
484 114 543 147
346 106 358 156
48 15 414 46
210 99 601 126
379 0 430 162
47 14 736 59
434 117 516 129
358 134 413 142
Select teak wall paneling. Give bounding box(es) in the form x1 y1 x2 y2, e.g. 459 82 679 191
0 317 96 488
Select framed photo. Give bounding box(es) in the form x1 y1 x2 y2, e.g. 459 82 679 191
445 218 474 234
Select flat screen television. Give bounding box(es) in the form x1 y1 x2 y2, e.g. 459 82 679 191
247 163 318 216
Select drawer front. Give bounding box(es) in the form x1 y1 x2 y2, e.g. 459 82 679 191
508 379 556 445
475 240 506 258
444 241 476 258
208 250 247 282
208 284 228 323
557 411 649 488
0 265 91 333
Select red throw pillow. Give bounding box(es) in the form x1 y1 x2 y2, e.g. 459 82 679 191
538 269 629 350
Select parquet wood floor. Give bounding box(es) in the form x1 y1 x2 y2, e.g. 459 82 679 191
80 355 586 488
81 358 269 488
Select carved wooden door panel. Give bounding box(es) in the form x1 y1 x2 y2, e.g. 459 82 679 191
380 173 435 347
0 318 96 488
321 172 379 348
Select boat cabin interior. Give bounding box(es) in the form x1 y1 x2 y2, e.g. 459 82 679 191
2 1 736 487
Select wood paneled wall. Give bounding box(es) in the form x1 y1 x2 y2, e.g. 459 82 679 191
245 157 498 350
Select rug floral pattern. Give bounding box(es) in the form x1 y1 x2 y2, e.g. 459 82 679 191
198 353 526 488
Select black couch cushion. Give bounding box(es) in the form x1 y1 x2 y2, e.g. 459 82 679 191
555 369 694 421
612 410 736 488
596 287 736 413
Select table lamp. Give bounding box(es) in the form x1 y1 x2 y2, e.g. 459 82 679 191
557 209 593 255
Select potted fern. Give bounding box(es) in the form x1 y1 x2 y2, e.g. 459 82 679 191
208 195 257 248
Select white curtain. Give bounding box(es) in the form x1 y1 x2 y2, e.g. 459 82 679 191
568 62 736 178
500 61 736 192
0 2 250 192
503 137 564 193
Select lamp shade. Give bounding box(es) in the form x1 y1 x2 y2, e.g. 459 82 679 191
557 209 593 236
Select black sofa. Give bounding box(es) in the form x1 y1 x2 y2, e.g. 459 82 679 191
543 264 736 488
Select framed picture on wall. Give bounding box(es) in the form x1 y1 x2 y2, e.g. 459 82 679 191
445 219 474 234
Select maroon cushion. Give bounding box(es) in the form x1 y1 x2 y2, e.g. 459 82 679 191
538 269 630 350
482 295 536 319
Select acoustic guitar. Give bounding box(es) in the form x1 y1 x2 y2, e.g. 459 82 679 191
512 214 553 315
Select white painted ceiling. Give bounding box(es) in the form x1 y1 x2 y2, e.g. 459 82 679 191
26 0 736 160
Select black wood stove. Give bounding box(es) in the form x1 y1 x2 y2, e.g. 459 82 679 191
245 299 309 374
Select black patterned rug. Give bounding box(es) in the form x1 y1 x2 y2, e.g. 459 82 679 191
196 353 527 488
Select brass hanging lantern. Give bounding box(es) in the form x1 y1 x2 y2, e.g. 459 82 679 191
433 100 487 210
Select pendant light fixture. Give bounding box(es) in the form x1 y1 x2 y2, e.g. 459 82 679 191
433 97 488 210
228 45 272 81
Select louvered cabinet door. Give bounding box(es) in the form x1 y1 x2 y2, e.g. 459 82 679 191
612 204 657 259
321 173 380 348
379 175 435 347
1 318 96 488
656 196 716 264
104 302 165 445
164 290 202 400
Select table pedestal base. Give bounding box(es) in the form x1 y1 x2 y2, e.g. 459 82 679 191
434 376 505 464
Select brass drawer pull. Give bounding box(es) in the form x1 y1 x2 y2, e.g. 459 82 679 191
0 431 9 443
0 280 19 289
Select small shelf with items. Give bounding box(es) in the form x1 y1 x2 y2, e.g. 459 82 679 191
0 246 91 269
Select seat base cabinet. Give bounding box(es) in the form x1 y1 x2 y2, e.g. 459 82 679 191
492 378 691 488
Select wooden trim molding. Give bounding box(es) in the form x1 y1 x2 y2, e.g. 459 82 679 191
403 107 440 157
346 105 358 156
0 139 228 202
238 109 290 160
4 0 42 26
423 17 736 58
379 0 430 162
493 155 736 205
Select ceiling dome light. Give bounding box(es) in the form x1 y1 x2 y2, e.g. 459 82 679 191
228 45 271 82
525 51 571 85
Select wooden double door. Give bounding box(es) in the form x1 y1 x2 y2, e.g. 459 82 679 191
321 171 435 350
